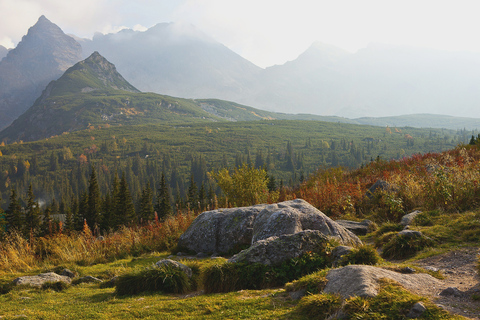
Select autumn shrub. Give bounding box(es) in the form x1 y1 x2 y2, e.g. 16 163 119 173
0 211 197 272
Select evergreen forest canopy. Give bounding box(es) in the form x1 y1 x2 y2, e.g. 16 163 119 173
0 118 474 235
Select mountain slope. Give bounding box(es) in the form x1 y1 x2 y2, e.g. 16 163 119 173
0 16 82 130
0 52 228 142
80 22 261 101
0 45 7 60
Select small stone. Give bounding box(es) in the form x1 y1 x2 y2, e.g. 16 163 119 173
155 259 193 278
176 252 184 256
423 266 439 272
76 276 103 284
407 302 427 318
439 287 463 297
288 289 306 300
400 210 422 227
196 252 208 258
401 267 416 274
60 268 75 278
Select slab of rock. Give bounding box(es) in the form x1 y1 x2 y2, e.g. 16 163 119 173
155 259 192 278
228 230 333 265
366 180 391 198
177 199 361 254
335 219 376 235
13 272 72 288
323 265 442 298
75 276 103 284
400 210 422 226
177 204 266 254
252 199 361 246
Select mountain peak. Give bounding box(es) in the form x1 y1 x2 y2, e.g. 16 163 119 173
45 51 139 97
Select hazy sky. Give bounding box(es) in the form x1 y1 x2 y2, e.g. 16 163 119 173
1 0 480 68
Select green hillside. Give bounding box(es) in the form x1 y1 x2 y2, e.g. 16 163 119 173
0 119 470 211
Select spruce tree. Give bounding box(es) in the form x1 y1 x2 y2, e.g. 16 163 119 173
6 189 23 232
198 182 206 211
86 166 101 230
187 174 197 209
41 206 52 236
24 184 41 237
139 183 154 223
114 173 136 228
155 172 172 220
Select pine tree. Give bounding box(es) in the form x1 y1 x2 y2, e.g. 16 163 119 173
139 183 154 223
187 174 197 209
77 192 88 231
41 206 52 236
198 182 206 211
24 184 41 237
114 173 136 228
155 172 172 220
86 166 101 230
6 189 23 232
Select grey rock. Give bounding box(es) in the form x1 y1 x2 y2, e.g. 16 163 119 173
401 267 417 274
323 265 442 298
398 230 424 238
407 302 427 318
400 210 422 226
228 230 333 266
155 259 192 278
335 219 376 235
13 272 71 288
288 289 306 300
439 287 463 297
60 268 75 278
75 276 103 284
178 199 361 254
423 266 439 272
252 199 361 246
331 245 354 267
177 204 266 254
366 180 392 198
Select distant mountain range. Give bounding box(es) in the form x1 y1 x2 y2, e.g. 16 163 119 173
0 16 81 130
1 15 480 135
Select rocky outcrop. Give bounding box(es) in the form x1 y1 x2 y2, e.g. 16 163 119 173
177 204 267 254
323 265 442 298
252 199 361 246
178 199 361 254
13 272 72 287
0 16 82 131
228 230 332 265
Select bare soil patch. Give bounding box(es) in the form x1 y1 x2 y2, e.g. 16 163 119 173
413 248 480 319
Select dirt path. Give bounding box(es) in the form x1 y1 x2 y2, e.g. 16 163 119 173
412 248 480 319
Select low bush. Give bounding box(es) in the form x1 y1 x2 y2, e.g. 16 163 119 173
295 293 342 320
0 280 13 295
202 251 330 293
382 233 434 259
340 245 381 266
41 281 70 292
115 265 191 295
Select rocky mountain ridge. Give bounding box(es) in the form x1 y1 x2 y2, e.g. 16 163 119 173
0 15 82 130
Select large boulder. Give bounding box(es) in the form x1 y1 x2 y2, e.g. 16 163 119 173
13 272 72 288
323 265 442 298
228 230 332 265
177 199 361 254
252 199 361 246
177 204 267 254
